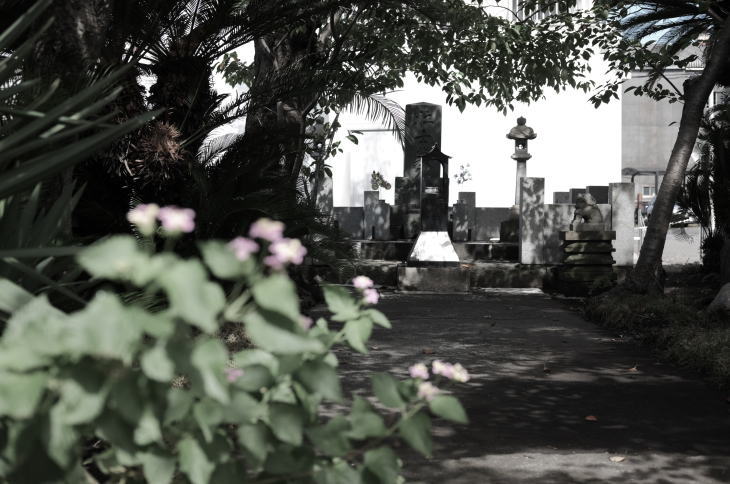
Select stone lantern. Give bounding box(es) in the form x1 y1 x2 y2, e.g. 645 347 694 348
506 116 537 205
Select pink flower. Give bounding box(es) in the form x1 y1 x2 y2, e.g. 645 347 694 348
299 316 313 330
249 218 285 242
352 275 374 289
265 238 307 268
228 237 259 261
127 203 159 235
409 363 429 380
157 206 195 234
417 382 440 401
432 360 455 379
362 288 379 305
225 367 244 383
451 363 470 383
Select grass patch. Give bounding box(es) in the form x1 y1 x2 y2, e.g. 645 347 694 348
585 287 730 388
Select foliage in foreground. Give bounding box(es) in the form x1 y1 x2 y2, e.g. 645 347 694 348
0 213 469 483
585 288 730 387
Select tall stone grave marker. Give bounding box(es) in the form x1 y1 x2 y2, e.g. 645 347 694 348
394 103 442 238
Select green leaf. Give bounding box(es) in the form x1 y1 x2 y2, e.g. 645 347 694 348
306 417 351 457
0 278 33 313
191 339 230 404
164 388 193 425
199 240 253 279
268 403 304 446
44 404 79 468
244 311 324 355
323 285 359 321
178 435 215 484
344 318 373 354
55 367 109 425
236 422 271 463
364 447 400 484
0 295 65 370
193 398 224 443
251 273 300 322
141 343 175 382
140 450 176 484
399 411 432 457
0 371 46 418
67 292 143 363
233 349 279 376
296 359 342 402
363 308 391 328
314 460 362 484
134 405 162 445
347 397 387 440
157 259 225 333
371 373 405 409
233 365 274 393
76 236 148 280
222 390 264 424
428 395 468 424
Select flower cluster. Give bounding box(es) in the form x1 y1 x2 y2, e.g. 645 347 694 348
226 218 308 270
351 275 379 305
127 204 196 236
432 360 470 383
409 360 470 402
408 360 470 383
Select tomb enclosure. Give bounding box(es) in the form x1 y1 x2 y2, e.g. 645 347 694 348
328 102 635 290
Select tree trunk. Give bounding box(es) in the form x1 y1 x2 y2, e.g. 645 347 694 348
628 14 730 294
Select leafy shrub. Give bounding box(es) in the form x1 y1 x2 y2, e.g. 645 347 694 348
0 209 468 483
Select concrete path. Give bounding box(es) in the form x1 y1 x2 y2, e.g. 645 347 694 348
332 290 730 483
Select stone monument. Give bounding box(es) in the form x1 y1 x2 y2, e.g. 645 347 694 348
394 103 442 239
398 144 470 292
555 193 616 296
507 116 537 206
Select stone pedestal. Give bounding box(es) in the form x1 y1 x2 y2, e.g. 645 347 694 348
398 265 471 292
555 230 617 296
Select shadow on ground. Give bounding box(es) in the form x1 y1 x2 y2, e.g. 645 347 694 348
321 291 730 483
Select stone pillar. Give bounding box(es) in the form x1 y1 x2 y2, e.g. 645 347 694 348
458 192 476 239
515 160 527 206
610 182 635 266
453 202 469 242
519 177 545 265
553 191 571 204
374 200 391 241
363 190 380 240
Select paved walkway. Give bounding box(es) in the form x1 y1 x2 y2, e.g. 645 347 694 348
333 290 730 483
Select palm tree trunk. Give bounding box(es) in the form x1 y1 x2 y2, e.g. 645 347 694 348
629 14 730 294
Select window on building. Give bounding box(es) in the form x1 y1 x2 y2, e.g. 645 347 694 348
712 91 727 106
512 0 564 21
643 186 655 197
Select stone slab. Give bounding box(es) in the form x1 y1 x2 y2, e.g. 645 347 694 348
560 231 616 241
563 242 614 254
586 185 610 204
397 265 470 292
553 191 571 204
564 254 616 265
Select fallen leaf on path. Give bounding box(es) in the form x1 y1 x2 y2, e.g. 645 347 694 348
609 456 626 463
628 365 638 372
584 415 598 422
543 365 552 374
370 346 380 350
421 348 434 355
